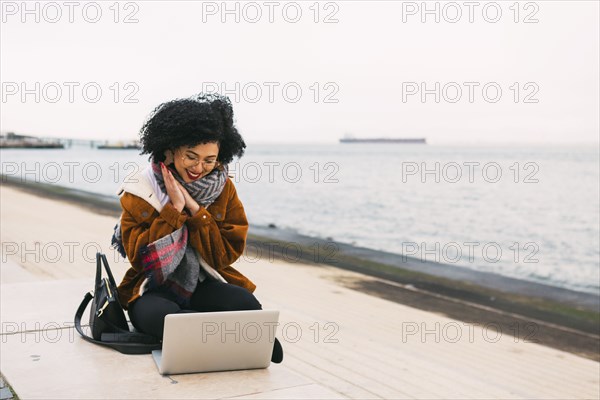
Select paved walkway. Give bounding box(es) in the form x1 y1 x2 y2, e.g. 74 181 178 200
1 186 599 399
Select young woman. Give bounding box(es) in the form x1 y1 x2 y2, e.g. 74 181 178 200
111 93 283 363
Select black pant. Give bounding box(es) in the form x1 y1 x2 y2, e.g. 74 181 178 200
128 279 262 340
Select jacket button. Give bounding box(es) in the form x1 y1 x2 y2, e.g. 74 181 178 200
216 213 222 219
202 215 207 219
141 211 149 218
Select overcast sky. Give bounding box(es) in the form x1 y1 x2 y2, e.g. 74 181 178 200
1 0 598 144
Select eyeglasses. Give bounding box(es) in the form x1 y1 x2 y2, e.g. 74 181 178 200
178 149 219 170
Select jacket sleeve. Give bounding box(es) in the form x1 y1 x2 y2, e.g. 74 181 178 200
186 183 249 270
119 192 189 272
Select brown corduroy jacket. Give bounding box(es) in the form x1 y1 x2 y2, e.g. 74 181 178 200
116 174 255 310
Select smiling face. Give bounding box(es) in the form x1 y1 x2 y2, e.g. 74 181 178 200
171 141 220 183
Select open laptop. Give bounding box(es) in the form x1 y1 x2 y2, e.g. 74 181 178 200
152 310 280 375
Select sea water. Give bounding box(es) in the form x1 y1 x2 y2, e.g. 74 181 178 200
1 143 598 295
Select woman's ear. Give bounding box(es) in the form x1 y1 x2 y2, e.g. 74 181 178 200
164 149 175 165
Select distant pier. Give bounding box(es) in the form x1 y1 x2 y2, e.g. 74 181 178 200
0 132 140 150
0 132 64 149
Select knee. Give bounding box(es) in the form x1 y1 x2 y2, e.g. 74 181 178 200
220 286 262 311
190 282 263 312
237 291 262 310
128 293 181 339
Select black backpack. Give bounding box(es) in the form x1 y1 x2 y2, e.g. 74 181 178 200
74 252 161 354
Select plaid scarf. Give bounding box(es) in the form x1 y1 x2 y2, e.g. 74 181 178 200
111 159 229 307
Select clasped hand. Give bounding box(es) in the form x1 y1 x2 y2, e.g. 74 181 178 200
160 162 201 216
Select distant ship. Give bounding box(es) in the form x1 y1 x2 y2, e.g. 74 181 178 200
339 135 426 144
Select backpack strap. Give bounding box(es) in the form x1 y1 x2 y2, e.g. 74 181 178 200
74 291 161 355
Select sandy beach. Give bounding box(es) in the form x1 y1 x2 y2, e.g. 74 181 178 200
1 177 599 399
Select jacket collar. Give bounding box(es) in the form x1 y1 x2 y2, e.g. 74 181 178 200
116 165 164 212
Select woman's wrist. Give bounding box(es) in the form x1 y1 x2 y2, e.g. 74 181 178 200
187 203 201 216
171 201 185 213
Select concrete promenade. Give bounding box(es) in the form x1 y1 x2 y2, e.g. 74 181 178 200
1 185 599 399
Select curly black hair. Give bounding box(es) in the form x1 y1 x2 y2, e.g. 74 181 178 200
139 93 246 165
